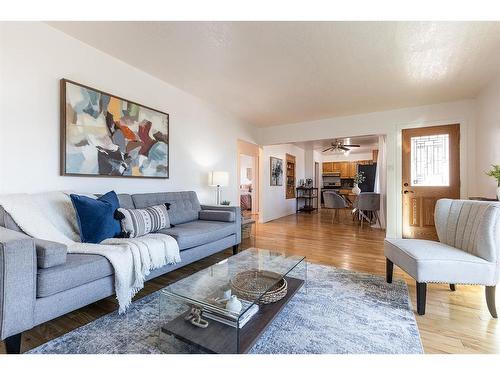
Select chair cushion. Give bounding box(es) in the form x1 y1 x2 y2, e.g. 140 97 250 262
37 253 113 298
132 191 201 225
435 199 500 262
158 220 236 250
384 238 496 285
70 191 122 243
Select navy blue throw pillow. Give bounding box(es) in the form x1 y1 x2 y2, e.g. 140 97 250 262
70 191 122 244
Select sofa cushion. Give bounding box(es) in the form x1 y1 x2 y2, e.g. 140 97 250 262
384 238 496 285
199 210 235 222
117 194 135 209
132 191 201 225
71 191 122 243
37 253 113 298
158 220 236 250
0 226 67 268
33 239 67 268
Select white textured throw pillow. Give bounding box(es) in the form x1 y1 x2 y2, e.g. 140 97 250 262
116 204 171 238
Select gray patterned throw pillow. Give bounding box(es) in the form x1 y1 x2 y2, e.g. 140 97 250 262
115 203 171 238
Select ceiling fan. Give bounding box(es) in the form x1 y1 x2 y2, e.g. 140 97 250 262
322 139 361 153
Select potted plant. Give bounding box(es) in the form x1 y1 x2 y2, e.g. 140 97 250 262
352 171 365 195
485 164 500 200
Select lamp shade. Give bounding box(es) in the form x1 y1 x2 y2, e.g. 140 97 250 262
209 171 229 187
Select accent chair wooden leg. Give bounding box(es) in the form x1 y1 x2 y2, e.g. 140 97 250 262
416 282 427 315
386 258 393 283
232 245 239 255
449 284 456 291
486 286 497 318
5 333 22 354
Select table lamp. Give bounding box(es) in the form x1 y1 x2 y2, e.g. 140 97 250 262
209 171 229 205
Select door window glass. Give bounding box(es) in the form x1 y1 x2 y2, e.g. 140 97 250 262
410 134 449 186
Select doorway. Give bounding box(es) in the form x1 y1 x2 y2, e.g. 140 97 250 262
237 139 260 220
239 154 256 218
402 124 460 240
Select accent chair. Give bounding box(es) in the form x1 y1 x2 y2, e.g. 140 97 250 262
385 199 500 317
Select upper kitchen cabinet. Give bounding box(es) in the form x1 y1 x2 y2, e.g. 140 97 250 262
340 162 349 177
348 162 357 178
322 162 334 174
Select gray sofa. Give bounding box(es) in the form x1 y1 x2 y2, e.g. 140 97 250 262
0 191 241 354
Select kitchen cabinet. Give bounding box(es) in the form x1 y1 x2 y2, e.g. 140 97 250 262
323 160 372 178
348 162 357 178
340 162 349 178
322 162 334 173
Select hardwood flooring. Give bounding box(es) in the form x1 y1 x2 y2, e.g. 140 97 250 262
1 208 498 354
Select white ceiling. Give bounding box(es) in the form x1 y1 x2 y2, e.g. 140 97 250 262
49 21 500 127
293 135 379 155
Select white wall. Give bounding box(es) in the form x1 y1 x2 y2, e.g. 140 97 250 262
261 144 305 222
258 99 477 237
476 75 500 198
304 148 314 179
0 22 258 205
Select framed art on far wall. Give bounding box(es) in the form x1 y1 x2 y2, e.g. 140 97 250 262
270 156 283 186
60 79 169 178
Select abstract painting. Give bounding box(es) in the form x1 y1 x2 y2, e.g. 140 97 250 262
61 79 169 178
270 157 283 186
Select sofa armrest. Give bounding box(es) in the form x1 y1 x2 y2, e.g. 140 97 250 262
200 205 241 244
199 210 236 222
0 227 36 340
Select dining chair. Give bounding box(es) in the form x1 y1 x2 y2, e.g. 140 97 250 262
356 192 381 228
323 191 347 223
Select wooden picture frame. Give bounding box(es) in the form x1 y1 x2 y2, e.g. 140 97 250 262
60 79 169 179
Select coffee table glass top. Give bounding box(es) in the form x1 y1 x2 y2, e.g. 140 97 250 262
161 248 305 320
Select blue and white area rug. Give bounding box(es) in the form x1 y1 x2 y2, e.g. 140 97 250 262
28 264 423 354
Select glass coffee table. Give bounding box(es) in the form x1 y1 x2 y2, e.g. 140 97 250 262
158 248 306 354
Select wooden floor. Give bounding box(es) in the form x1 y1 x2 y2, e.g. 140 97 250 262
1 208 499 354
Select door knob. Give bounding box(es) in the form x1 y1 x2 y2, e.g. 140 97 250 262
403 190 414 194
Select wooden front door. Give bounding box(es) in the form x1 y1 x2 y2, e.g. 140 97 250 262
402 124 460 239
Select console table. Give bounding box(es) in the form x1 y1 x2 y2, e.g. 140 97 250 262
296 187 318 213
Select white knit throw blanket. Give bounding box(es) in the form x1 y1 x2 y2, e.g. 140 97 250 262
0 192 181 313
